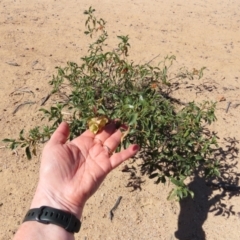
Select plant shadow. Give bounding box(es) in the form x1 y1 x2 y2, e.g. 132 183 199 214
175 137 240 240
122 137 240 240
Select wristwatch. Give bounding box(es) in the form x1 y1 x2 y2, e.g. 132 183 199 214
23 206 81 233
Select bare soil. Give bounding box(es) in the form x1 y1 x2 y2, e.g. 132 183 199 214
1 0 240 239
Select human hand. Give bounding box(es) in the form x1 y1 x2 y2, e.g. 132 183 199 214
30 121 139 218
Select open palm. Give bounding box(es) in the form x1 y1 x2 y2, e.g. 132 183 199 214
31 122 139 217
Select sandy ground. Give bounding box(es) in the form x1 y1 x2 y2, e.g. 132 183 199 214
1 0 240 239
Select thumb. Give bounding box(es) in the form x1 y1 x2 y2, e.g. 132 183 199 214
50 122 70 144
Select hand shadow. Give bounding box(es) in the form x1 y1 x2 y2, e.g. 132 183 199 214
175 137 240 240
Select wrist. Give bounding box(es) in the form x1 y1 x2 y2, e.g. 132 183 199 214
30 184 84 219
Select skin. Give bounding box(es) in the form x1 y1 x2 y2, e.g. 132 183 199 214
13 121 139 240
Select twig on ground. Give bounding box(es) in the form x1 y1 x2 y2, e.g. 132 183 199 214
5 61 20 66
226 102 231 113
146 53 161 65
40 93 51 106
232 102 240 109
32 60 38 68
10 87 35 97
109 196 122 221
12 101 36 114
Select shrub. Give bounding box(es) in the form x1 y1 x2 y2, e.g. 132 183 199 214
3 7 219 200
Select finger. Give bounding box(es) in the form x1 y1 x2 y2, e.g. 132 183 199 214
110 144 139 169
103 130 121 154
80 129 96 139
93 122 116 144
50 122 70 144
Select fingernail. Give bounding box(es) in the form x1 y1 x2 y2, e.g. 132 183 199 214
133 145 140 152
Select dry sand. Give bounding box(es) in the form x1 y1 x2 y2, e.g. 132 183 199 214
1 0 240 239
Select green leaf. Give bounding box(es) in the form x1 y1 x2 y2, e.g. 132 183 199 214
2 139 14 143
19 129 25 140
97 108 106 115
25 146 32 160
195 155 203 160
189 190 194 199
39 108 50 114
170 177 185 187
198 67 206 79
167 189 177 201
183 129 190 138
177 189 183 199
10 142 18 150
128 113 138 126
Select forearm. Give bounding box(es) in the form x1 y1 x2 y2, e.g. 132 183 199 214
13 221 75 240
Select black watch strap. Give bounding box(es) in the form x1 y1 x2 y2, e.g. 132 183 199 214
23 206 81 233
